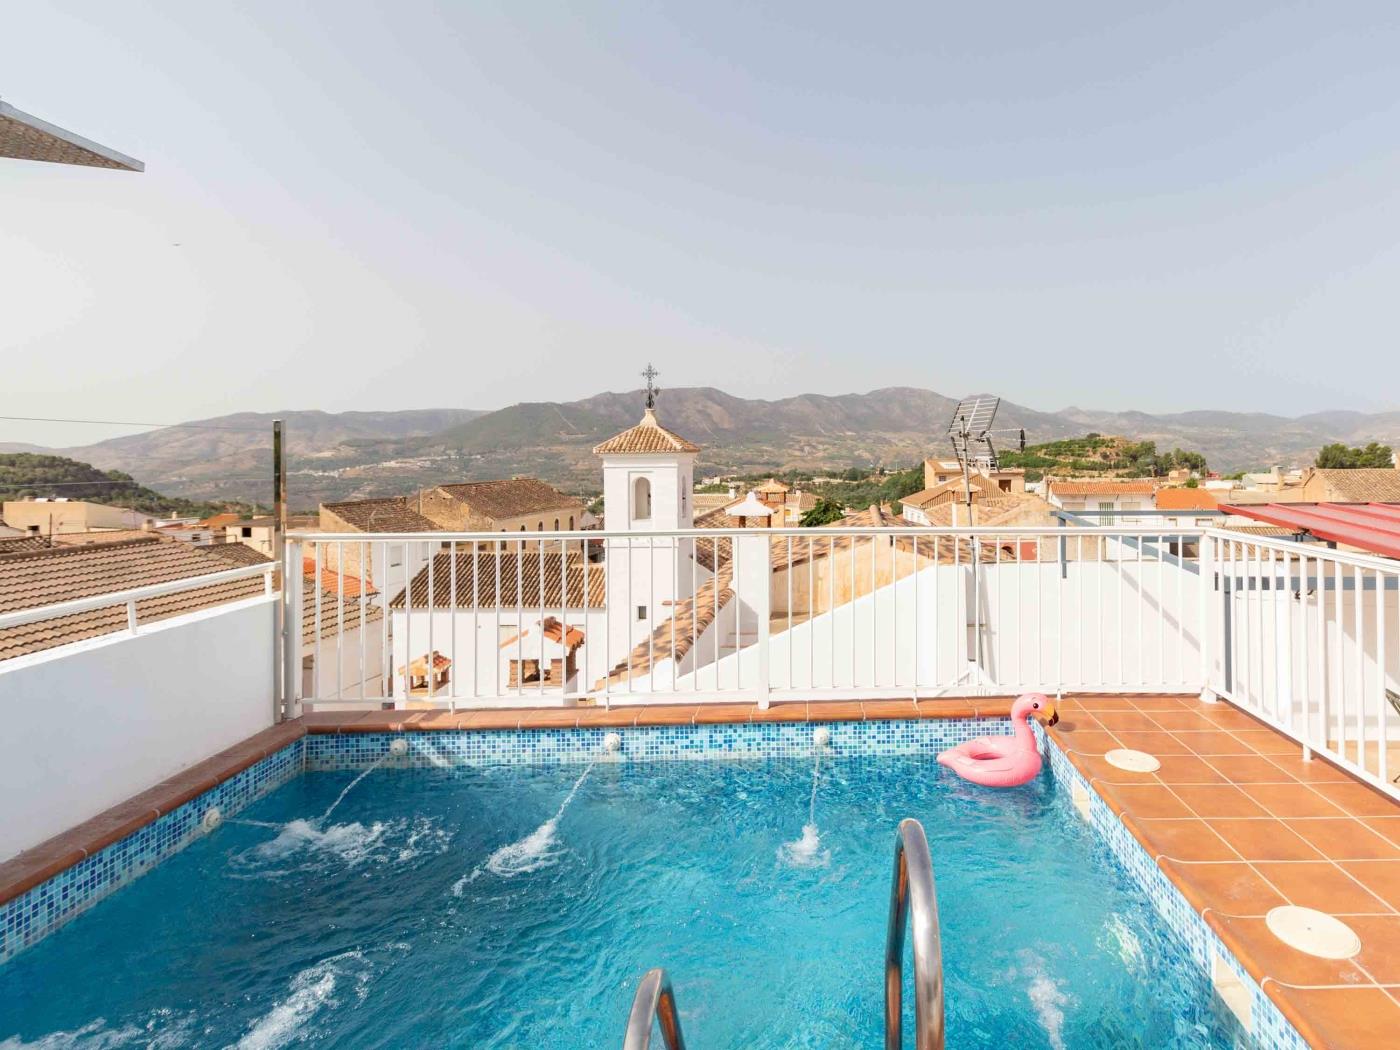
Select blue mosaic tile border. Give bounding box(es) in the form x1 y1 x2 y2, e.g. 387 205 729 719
301 717 1012 770
0 739 304 965
1038 727 1306 1050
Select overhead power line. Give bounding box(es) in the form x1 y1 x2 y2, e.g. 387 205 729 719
0 414 269 433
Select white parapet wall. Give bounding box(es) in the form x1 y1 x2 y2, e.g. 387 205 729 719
0 595 278 862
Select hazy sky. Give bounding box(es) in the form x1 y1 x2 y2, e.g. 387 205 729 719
4 2 1399 447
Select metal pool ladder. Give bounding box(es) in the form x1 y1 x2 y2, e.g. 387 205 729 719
622 818 944 1049
885 817 945 1050
622 967 686 1050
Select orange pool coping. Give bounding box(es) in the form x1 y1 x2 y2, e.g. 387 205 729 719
3 695 1397 1047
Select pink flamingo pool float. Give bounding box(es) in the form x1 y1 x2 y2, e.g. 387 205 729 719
936 693 1059 788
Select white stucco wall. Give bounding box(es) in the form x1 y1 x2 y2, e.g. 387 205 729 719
0 596 278 862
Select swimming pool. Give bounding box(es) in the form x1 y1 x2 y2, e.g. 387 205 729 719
0 745 1248 1048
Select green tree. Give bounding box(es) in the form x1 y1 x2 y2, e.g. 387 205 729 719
1316 442 1394 469
800 497 846 527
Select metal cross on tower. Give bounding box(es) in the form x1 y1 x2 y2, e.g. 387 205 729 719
642 363 661 409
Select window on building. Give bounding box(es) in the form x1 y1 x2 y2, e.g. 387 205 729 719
553 518 559 530
1097 501 1115 525
241 526 253 538
999 479 1012 493
632 476 652 521
537 521 543 531
568 515 574 529
636 605 647 621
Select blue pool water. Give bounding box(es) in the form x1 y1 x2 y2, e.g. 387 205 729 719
0 756 1247 1048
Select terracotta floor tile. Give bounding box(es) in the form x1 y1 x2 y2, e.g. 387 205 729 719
1044 713 1102 733
1171 784 1270 818
1125 817 1236 862
751 702 809 722
1347 915 1400 983
1206 819 1324 862
1095 782 1193 819
632 705 700 726
1172 731 1255 756
1266 755 1356 784
1309 781 1400 819
1160 860 1287 915
1071 754 1152 782
920 700 981 719
1131 696 1197 711
1118 730 1194 755
971 699 1015 718
806 701 866 722
1148 712 1223 732
1240 783 1348 819
1254 861 1392 914
692 704 750 724
1230 730 1304 756
1204 754 1300 784
1090 711 1166 732
515 708 584 728
1338 861 1400 912
1197 706 1270 731
1049 729 1120 755
1209 914 1367 986
0 840 88 904
461 710 523 729
1265 986 1400 1050
860 700 920 721
576 707 640 727
1072 696 1140 710
1361 817 1400 848
1290 819 1400 861
1151 754 1230 784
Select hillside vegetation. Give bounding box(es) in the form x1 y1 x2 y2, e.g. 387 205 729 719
999 435 1205 481
0 454 235 518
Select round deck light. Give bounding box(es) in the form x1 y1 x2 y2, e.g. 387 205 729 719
1266 906 1361 959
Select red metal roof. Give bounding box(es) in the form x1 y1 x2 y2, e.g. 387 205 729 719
1221 502 1400 559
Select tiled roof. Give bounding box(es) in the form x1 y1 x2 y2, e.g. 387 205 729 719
593 408 701 455
205 543 276 568
500 616 585 652
0 535 49 555
433 478 584 519
1310 469 1400 503
389 550 607 609
1154 488 1219 511
302 588 383 644
756 478 790 494
301 555 373 597
0 539 267 661
198 512 241 528
1049 478 1156 497
900 475 997 509
595 565 734 690
320 497 439 533
52 530 156 546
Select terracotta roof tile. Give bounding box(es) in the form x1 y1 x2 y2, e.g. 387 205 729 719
1310 469 1400 503
1049 478 1157 497
432 478 584 519
205 543 276 568
389 550 606 609
1155 488 1220 511
301 588 382 644
593 408 700 455
0 539 267 661
595 566 734 689
320 497 439 533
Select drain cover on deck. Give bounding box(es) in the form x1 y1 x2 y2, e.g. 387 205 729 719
1265 906 1361 959
1104 749 1161 773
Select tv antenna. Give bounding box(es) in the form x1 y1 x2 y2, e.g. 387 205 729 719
946 396 1025 521
939 395 1027 696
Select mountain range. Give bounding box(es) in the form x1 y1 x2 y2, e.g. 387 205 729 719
5 389 1397 510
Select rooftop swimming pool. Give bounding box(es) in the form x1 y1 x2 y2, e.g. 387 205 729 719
0 741 1249 1049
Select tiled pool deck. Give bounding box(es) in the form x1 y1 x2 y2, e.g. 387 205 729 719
3 694 1398 1047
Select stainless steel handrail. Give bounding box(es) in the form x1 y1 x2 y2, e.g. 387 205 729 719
884 818 945 1050
622 967 687 1050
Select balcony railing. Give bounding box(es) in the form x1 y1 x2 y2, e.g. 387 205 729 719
285 525 1214 705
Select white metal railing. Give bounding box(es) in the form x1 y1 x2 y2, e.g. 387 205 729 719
285 525 1213 713
1203 530 1399 796
0 561 276 636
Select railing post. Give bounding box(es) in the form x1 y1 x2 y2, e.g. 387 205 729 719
1199 531 1218 703
282 536 303 719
